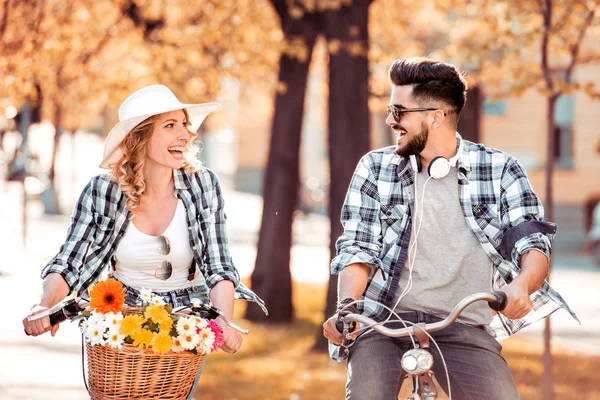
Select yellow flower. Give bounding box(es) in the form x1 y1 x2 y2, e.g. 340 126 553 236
159 317 173 332
144 305 174 331
120 315 145 336
132 329 154 349
151 331 173 354
144 305 172 326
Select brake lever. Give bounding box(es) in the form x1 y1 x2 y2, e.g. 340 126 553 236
335 304 358 362
27 297 89 326
174 304 249 334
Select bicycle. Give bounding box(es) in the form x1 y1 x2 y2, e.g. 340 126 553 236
336 291 507 400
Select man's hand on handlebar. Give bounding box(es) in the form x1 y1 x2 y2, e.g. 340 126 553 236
498 280 532 319
322 299 359 346
23 305 60 337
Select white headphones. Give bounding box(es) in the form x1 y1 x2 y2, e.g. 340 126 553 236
409 139 463 179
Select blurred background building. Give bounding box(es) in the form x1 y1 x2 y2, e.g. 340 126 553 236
201 57 600 253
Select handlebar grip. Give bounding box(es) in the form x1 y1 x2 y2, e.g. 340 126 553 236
488 291 507 311
335 316 344 334
49 309 67 326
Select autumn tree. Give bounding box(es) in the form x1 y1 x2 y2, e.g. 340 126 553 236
245 0 372 324
1 0 279 213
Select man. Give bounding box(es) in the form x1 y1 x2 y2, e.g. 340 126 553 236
322 57 578 399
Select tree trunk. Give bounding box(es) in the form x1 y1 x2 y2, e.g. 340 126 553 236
457 86 482 143
49 105 62 185
245 15 319 322
44 104 62 215
542 93 558 400
311 0 371 352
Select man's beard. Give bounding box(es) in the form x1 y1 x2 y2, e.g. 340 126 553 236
394 122 429 157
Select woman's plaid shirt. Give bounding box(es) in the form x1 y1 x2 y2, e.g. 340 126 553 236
41 167 267 314
331 136 577 353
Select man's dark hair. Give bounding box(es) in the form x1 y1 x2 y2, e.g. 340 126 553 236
389 57 467 121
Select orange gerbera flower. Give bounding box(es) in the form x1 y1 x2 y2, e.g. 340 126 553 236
89 279 126 313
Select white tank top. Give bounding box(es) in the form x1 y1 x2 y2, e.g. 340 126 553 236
113 199 195 292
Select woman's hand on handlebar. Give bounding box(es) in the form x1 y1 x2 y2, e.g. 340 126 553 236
219 321 243 354
23 273 70 337
23 304 60 337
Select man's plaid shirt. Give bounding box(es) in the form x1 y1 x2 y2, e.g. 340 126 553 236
41 167 267 314
330 135 577 358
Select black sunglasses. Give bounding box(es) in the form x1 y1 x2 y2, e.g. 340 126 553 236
386 104 446 123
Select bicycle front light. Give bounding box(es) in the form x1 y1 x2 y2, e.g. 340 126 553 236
402 349 433 374
401 354 418 372
417 352 433 371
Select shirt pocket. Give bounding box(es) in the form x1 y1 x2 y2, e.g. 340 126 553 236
472 203 502 235
380 203 409 245
92 213 115 247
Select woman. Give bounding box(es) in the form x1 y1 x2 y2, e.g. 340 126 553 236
22 85 266 397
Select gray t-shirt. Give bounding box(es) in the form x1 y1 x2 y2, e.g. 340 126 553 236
394 166 493 326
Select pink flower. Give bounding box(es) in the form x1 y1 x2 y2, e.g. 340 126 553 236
207 319 224 352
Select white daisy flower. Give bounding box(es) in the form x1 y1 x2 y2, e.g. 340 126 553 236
171 337 185 353
85 324 105 346
180 332 200 350
87 311 104 326
176 317 197 337
196 327 216 354
139 288 153 304
151 295 166 306
195 317 208 330
105 329 125 349
104 312 123 331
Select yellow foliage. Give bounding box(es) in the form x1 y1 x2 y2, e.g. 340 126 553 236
1 0 280 132
327 39 342 55
276 82 288 95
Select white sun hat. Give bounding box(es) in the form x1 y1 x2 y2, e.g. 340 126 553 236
99 84 222 169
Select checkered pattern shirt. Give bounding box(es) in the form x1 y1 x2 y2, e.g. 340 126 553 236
41 167 267 314
330 135 578 358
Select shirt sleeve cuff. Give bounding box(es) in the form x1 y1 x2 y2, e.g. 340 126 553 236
511 234 552 266
204 270 238 289
40 262 79 293
331 250 383 277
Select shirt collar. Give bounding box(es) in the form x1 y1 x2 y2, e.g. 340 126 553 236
173 168 191 190
454 132 471 172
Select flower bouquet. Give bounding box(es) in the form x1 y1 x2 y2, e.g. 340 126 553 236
79 279 222 400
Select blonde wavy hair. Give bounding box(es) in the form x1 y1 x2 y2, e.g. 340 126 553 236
109 109 200 216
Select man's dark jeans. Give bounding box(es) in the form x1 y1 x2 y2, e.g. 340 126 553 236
345 311 519 400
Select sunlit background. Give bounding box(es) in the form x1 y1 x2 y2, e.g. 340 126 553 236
1 1 600 399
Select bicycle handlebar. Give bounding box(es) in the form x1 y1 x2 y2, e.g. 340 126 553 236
173 304 249 334
340 291 507 340
26 298 89 326
28 298 250 334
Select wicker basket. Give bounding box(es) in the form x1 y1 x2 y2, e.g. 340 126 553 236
85 341 205 400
